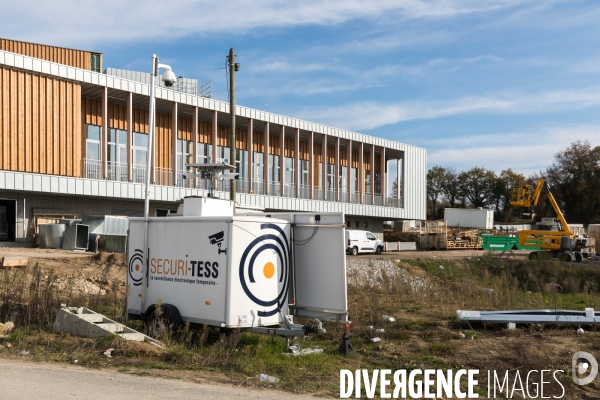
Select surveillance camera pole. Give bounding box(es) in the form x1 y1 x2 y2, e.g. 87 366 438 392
228 48 236 213
142 54 175 315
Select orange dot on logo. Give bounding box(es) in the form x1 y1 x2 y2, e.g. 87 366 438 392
135 264 140 271
263 262 275 279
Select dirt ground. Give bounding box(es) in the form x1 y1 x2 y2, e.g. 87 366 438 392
1 249 127 296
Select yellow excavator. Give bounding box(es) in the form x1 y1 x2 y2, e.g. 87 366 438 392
510 178 582 262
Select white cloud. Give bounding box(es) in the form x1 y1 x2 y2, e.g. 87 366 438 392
296 86 600 131
426 125 600 175
0 0 533 47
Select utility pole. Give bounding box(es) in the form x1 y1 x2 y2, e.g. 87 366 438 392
228 48 237 212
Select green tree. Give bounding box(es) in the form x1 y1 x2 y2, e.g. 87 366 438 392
495 169 526 221
457 167 498 209
545 140 600 223
442 168 460 208
427 166 447 219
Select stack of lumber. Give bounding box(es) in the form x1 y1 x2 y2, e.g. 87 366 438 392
446 229 482 249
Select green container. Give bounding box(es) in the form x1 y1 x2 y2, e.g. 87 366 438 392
481 236 522 251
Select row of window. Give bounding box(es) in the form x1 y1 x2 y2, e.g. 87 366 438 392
346 220 369 229
85 124 381 192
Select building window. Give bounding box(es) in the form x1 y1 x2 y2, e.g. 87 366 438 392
355 221 359 228
284 157 294 185
107 128 127 181
90 53 101 72
300 159 309 187
374 171 381 194
197 143 212 163
177 139 193 186
156 208 178 217
85 125 101 179
350 167 357 193
365 170 371 194
107 129 127 164
217 146 230 163
339 166 347 192
269 154 279 183
254 152 264 182
326 164 335 190
132 132 148 183
236 149 248 180
364 221 369 229
346 220 350 228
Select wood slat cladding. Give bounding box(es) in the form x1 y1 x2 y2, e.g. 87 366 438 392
0 38 95 70
283 137 295 158
0 67 81 176
198 121 211 143
312 143 323 187
375 154 381 172
340 148 348 167
107 103 127 130
82 97 102 125
252 130 265 152
235 128 247 150
299 140 309 160
364 153 371 170
154 113 171 169
327 145 335 164
269 135 280 156
351 151 359 169
177 116 193 141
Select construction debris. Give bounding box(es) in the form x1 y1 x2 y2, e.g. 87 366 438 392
420 220 482 250
52 305 163 347
0 256 28 270
457 308 600 325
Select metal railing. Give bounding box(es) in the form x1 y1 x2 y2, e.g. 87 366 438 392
374 194 382 206
386 197 402 208
283 183 296 198
154 167 172 187
326 190 336 202
314 188 323 201
132 166 146 184
269 182 281 196
176 171 196 188
83 159 102 180
339 190 348 203
215 179 231 193
252 180 265 195
236 179 250 194
106 161 128 182
298 184 311 199
84 159 405 210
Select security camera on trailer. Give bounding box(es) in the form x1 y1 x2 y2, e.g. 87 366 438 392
126 196 349 352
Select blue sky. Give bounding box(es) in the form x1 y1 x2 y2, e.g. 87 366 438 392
3 0 600 177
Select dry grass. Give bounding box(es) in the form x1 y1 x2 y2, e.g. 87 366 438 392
1 253 600 398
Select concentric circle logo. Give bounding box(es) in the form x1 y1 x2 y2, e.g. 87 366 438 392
239 224 290 317
128 249 144 286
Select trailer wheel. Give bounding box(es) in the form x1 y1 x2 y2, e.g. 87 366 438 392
375 246 383 255
144 304 183 338
351 247 358 256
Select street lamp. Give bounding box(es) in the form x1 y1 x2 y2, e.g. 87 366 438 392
142 54 177 314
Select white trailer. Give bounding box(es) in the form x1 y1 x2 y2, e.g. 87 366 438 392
444 208 494 229
127 197 348 339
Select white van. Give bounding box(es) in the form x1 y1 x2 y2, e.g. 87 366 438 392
345 230 384 255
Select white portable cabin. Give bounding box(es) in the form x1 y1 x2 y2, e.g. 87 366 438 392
127 197 348 331
444 208 494 229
